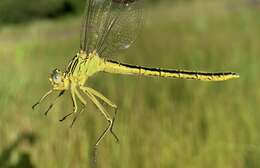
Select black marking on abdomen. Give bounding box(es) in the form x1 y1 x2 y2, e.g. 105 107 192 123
108 60 236 77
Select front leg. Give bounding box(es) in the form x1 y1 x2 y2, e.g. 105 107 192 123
32 90 53 110
44 90 65 116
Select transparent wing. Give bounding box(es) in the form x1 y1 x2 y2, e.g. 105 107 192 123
80 0 143 57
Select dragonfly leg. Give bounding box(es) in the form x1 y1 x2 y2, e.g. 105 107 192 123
74 87 87 106
70 107 85 128
80 88 119 145
80 86 117 109
59 89 78 124
80 86 119 142
68 87 89 127
32 90 53 110
44 90 65 116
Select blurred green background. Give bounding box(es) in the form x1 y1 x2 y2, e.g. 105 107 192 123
0 0 259 167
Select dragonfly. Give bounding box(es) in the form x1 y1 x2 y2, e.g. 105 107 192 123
32 0 239 147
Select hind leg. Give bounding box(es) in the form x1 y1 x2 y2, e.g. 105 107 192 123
78 87 118 145
80 86 119 143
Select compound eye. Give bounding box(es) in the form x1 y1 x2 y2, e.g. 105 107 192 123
51 69 62 84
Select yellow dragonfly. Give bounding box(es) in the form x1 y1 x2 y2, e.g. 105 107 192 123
33 0 239 147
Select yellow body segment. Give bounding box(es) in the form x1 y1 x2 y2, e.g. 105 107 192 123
71 52 239 84
102 58 239 81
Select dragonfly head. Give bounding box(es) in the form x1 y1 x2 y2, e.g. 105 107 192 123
49 69 69 90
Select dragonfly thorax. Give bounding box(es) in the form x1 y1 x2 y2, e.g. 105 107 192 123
56 51 106 88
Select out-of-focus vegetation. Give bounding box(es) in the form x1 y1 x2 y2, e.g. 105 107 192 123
0 0 260 167
0 0 81 23
0 0 212 24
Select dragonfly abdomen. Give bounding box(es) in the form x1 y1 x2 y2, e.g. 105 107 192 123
103 60 239 81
